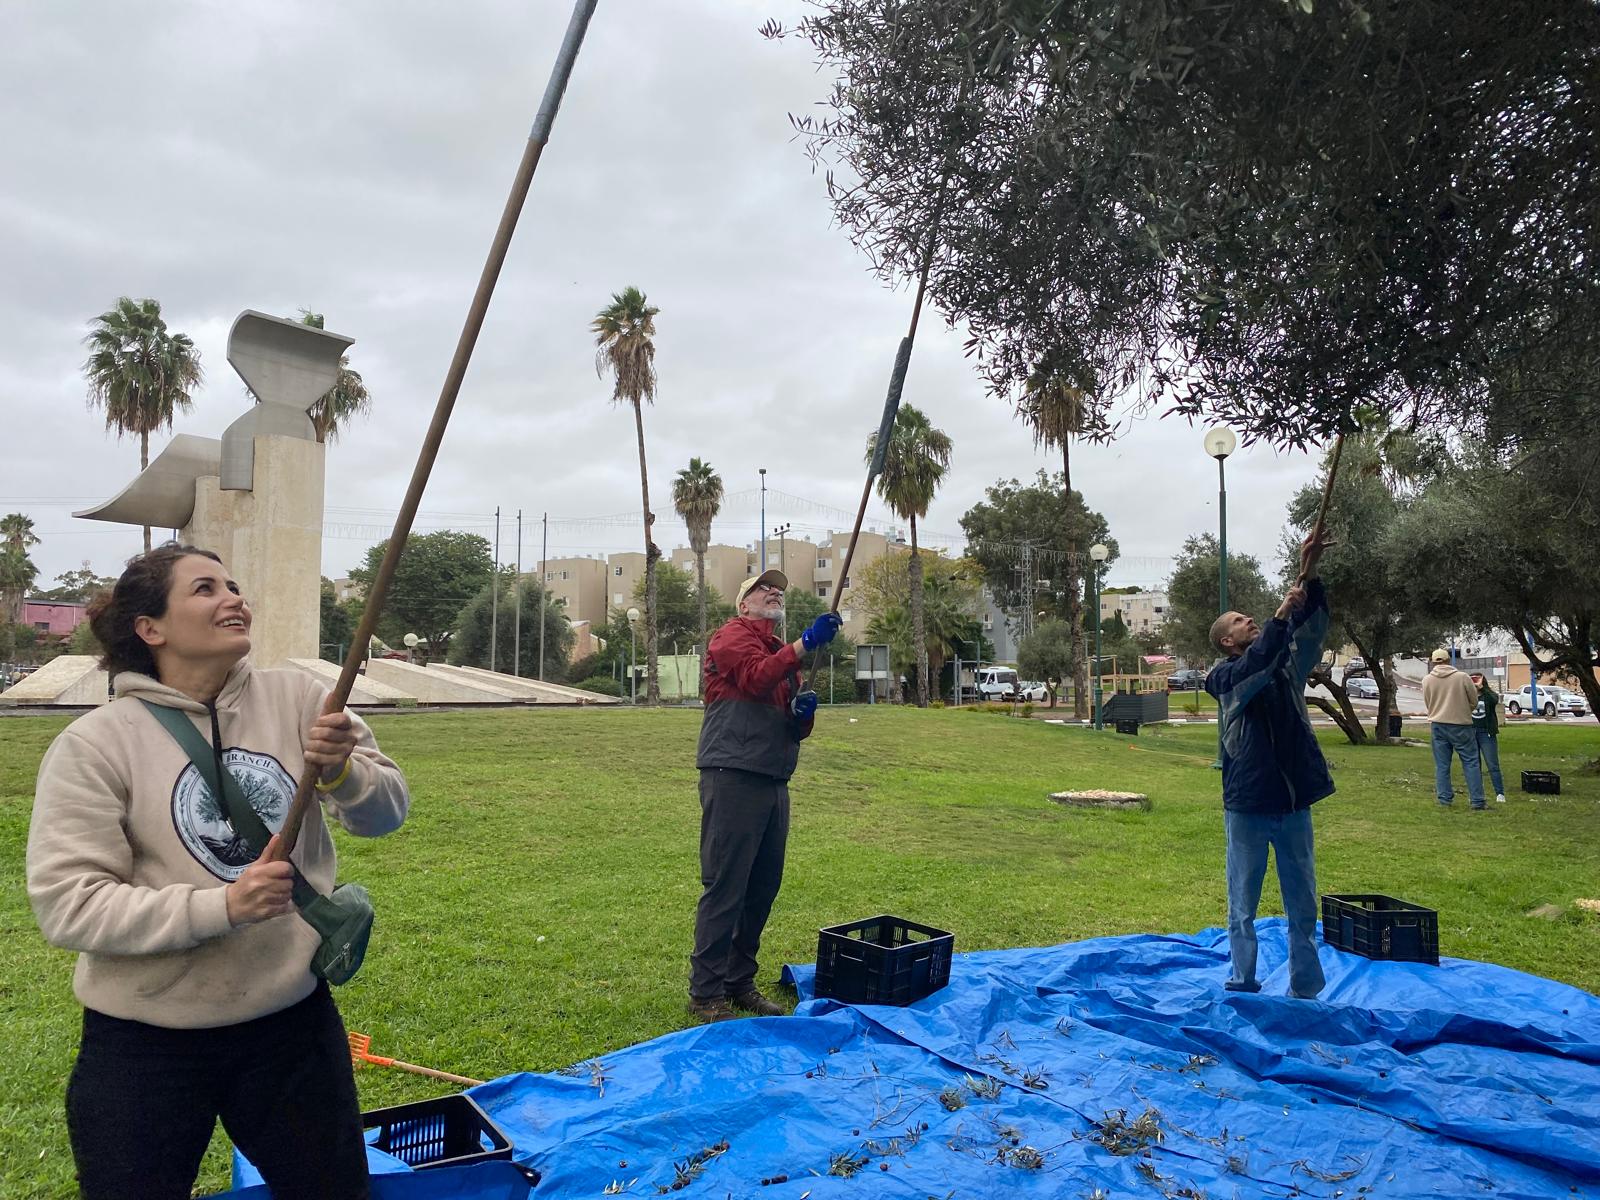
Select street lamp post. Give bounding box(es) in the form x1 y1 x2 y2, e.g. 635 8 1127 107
1089 544 1109 729
626 606 641 705
1203 427 1238 766
759 468 768 571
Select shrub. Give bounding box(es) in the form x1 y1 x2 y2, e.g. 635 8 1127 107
1022 702 1034 718
929 699 945 709
574 675 623 697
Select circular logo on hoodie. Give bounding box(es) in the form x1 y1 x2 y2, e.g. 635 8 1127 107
171 749 294 880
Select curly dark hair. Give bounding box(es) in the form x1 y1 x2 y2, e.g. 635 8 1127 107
85 543 223 679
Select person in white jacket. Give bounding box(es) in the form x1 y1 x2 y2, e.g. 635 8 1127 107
27 544 409 1199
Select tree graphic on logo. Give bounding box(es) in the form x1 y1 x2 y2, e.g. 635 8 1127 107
195 765 283 867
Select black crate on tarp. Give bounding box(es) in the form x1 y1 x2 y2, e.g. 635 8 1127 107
1321 894 1438 965
363 1094 519 1174
816 915 953 1006
1521 770 1560 795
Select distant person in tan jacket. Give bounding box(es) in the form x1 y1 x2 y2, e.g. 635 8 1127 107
1421 648 1486 809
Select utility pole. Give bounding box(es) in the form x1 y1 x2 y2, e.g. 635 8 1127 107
490 505 500 673
773 522 792 641
759 468 768 571
513 508 523 676
538 511 548 681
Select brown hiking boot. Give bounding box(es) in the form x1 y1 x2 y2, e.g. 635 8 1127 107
728 987 786 1016
687 996 738 1023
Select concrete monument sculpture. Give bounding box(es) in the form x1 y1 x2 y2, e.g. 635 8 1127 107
73 310 350 668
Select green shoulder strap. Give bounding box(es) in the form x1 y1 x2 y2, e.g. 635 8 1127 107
140 699 376 985
139 700 318 908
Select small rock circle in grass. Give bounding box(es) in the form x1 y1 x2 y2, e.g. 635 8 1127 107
1048 789 1152 811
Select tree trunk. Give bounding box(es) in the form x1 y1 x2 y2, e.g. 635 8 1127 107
695 549 707 698
694 550 707 652
910 516 928 707
141 430 152 553
1373 656 1399 745
1063 446 1088 719
633 400 660 705
1307 665 1369 744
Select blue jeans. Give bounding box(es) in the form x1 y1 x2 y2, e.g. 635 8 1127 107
1223 808 1325 999
1474 729 1504 796
1432 722 1485 807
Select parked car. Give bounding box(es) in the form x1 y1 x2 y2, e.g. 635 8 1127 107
1506 685 1588 717
1345 676 1379 700
1017 680 1051 702
1342 657 1368 678
974 666 1021 701
1167 668 1208 691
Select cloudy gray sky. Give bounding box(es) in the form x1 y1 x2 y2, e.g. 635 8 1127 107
1 0 1324 597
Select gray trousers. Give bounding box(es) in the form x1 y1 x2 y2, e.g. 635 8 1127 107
689 768 789 1000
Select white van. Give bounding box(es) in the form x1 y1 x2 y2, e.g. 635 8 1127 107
975 666 1020 701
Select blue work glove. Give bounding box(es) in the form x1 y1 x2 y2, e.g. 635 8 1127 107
800 612 842 651
791 690 819 720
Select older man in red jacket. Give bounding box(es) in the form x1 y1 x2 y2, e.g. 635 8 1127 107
688 568 841 1022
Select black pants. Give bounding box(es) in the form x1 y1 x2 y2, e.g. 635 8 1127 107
66 982 368 1200
689 768 790 1000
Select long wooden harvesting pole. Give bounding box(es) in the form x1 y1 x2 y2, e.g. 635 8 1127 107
276 0 600 857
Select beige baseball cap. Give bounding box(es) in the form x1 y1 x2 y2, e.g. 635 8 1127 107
1429 649 1450 663
736 568 789 608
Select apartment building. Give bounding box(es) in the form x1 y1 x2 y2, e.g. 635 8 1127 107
753 535 819 595
540 556 609 628
669 543 752 607
1100 590 1169 634
811 529 906 642
607 551 647 613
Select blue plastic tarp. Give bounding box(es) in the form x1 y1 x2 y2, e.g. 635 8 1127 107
227 920 1599 1197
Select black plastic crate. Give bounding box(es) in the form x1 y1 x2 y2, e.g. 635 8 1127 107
1521 770 1561 795
816 915 953 1006
1321 894 1438 965
1114 718 1140 735
363 1094 516 1173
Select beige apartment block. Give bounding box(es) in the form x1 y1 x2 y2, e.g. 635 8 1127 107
542 556 608 627
1100 590 1170 633
812 530 906 642
754 536 819 595
670 543 752 608
608 551 647 612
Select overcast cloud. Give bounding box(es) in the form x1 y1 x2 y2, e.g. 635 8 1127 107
0 0 1324 598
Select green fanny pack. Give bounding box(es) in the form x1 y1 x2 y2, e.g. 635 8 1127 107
141 700 374 986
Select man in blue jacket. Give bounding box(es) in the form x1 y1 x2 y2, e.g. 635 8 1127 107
1204 530 1334 1000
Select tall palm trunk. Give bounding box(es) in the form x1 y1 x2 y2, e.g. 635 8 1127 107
910 515 928 707
1064 446 1087 719
632 400 660 705
695 550 707 651
141 429 153 553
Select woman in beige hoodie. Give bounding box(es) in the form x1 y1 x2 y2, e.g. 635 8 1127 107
27 544 409 1199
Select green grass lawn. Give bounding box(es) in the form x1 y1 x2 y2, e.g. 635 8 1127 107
3 707 1597 1196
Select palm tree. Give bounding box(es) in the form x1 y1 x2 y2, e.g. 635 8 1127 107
865 404 953 707
297 310 372 443
1019 362 1090 718
672 458 724 663
593 286 662 705
0 513 40 623
83 297 204 552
